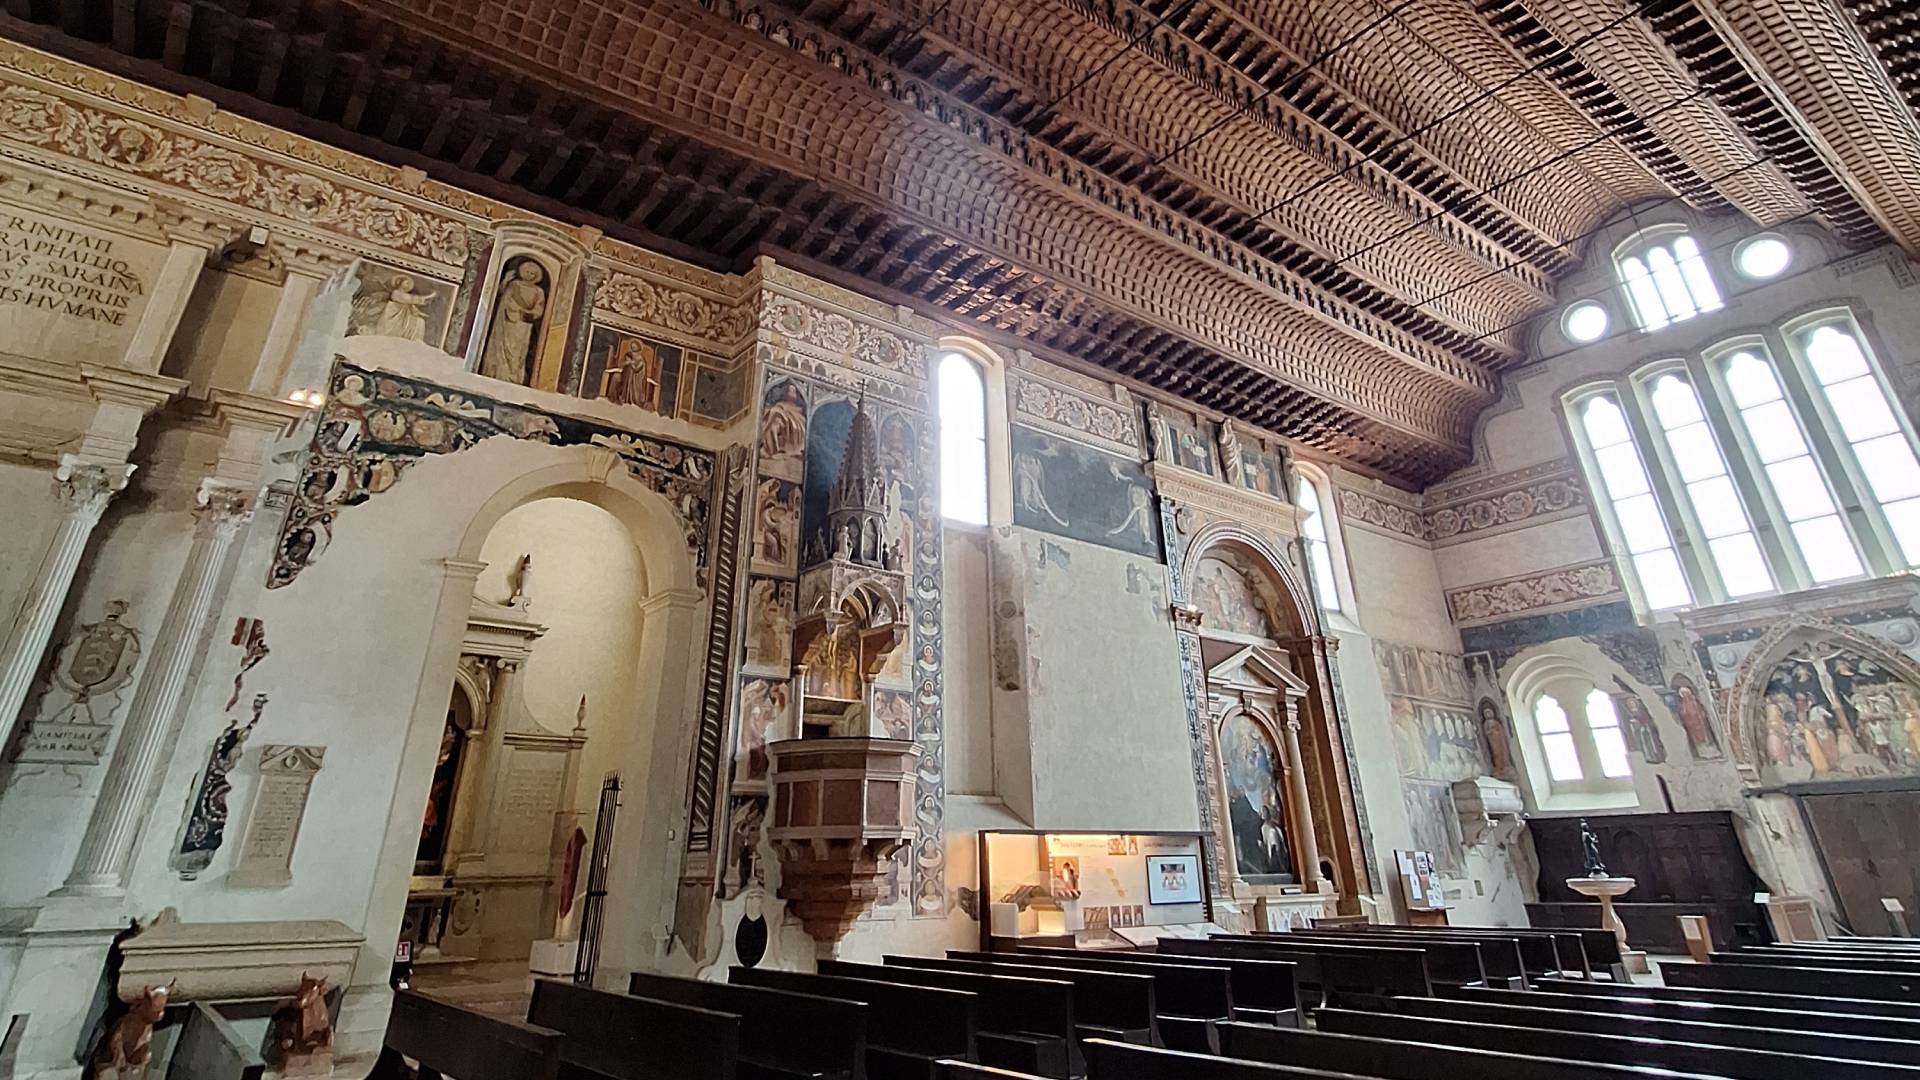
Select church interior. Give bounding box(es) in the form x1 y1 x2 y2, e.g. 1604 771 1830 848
8 0 1920 1077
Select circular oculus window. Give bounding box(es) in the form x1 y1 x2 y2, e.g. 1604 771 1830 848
1734 235 1791 279
1562 301 1610 344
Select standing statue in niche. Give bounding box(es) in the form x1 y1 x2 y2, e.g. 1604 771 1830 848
1218 422 1246 486
1579 818 1608 877
479 260 549 386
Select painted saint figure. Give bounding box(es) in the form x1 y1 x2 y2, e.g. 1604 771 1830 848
479 260 548 386
1671 675 1721 759
352 273 433 342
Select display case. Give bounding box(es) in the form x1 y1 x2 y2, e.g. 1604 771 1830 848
977 830 1216 950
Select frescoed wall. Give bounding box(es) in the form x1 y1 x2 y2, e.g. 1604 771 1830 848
1010 425 1161 560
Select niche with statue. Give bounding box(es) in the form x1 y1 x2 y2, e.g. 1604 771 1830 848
461 221 593 394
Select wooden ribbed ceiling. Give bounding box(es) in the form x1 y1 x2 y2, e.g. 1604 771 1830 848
4 0 1910 485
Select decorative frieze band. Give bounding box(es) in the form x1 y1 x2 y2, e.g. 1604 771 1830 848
1445 558 1624 626
1336 459 1591 546
1335 485 1424 542
1010 362 1140 458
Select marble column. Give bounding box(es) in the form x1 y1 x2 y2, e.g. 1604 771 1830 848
57 480 254 897
444 657 522 866
1279 712 1324 891
0 456 134 744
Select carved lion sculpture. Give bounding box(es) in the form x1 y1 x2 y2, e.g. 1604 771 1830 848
96 982 170 1076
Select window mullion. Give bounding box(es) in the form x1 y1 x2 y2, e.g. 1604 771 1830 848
1769 329 1898 577
1687 353 1807 593
1626 375 1727 605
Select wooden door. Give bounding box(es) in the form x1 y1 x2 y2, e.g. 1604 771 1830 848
1803 790 1920 935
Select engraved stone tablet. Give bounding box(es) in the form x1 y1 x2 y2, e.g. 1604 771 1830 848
230 744 325 888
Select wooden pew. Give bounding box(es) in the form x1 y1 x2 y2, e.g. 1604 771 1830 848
628 971 866 1080
379 989 561 1080
821 960 1074 1080
1666 957 1920 1001
1317 1008 1920 1080
885 955 1156 1047
1725 945 1920 971
1080 1039 1366 1080
1253 929 1504 988
1442 983 1920 1039
529 978 739 1080
731 967 976 1080
1215 1020 1718 1080
1534 974 1920 1021
949 950 1225 1053
1386 994 1920 1066
934 1065 1046 1080
1019 946 1302 1027
1342 923 1585 980
1157 937 1431 1005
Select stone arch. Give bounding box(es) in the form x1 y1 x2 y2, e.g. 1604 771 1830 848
1180 522 1316 640
370 445 710 991
1724 616 1920 783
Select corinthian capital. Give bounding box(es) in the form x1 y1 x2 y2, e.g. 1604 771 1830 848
194 478 256 528
54 455 135 517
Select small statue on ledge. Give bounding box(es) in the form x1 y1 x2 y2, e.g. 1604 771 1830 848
1579 817 1608 877
271 972 334 1077
94 982 171 1079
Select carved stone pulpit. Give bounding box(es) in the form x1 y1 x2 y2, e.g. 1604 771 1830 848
766 737 919 945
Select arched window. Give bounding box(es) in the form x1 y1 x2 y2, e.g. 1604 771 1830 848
1511 656 1639 809
1718 346 1863 584
1294 472 1341 613
1617 231 1721 330
1643 371 1772 598
1797 322 1920 565
937 351 988 525
1570 392 1692 611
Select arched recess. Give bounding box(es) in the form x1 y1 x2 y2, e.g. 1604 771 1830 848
1179 523 1370 914
1724 616 1920 785
367 446 708 998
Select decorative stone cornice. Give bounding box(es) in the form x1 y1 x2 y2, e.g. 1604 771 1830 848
1151 462 1302 541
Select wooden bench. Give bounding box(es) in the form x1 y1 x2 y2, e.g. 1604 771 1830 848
1253 929 1501 988
1215 1020 1716 1080
1387 993 1920 1066
529 978 739 1080
951 950 1226 1052
933 1064 1046 1080
1534 974 1920 1020
821 960 1074 1079
378 989 562 1080
1723 946 1920 972
1317 1007 1920 1080
1340 923 1584 979
1444 983 1920 1039
731 967 976 1080
1080 1039 1364 1080
628 971 865 1080
1667 958 1920 1001
885 955 1156 1048
1018 946 1301 1027
1157 937 1431 1005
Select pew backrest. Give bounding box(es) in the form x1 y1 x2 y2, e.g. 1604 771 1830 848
529 978 738 1080
1255 930 1500 986
1671 958 1920 1001
1318 1008 1920 1080
1019 945 1300 1013
730 966 976 1059
1446 983 1920 1040
627 971 865 1078
1159 936 1432 1000
1392 993 1920 1066
947 949 1230 1019
819 959 1075 1042
884 955 1155 1034
1534 974 1920 1020
1216 1020 1713 1080
1080 1038 1366 1080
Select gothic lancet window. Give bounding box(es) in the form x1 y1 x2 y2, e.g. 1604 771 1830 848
1294 473 1340 612
938 351 989 526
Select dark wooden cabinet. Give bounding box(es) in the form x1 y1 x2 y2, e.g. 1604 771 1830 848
1527 811 1766 951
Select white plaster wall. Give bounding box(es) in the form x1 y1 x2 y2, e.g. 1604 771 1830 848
1342 525 1458 652
474 496 647 812
941 528 995 797
1434 516 1604 590
1014 529 1198 832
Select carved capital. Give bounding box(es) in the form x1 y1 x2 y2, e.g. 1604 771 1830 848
54 455 134 518
195 478 256 525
